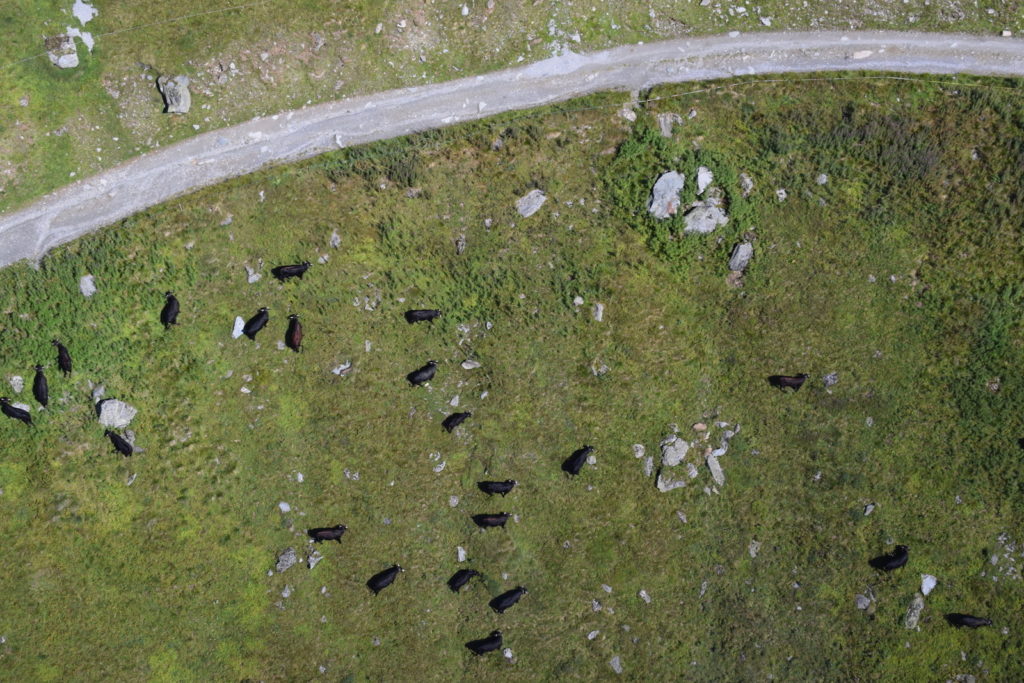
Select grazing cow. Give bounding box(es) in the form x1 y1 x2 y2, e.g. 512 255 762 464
105 429 133 456
367 564 403 595
285 314 303 352
768 374 809 391
472 512 510 529
945 613 992 628
465 630 503 656
243 307 269 340
161 292 180 328
307 525 347 543
489 586 528 614
32 365 48 408
442 411 472 433
447 569 481 593
478 480 517 497
869 545 909 571
562 445 594 476
404 309 441 324
271 262 311 282
0 397 32 426
52 339 72 377
407 360 437 386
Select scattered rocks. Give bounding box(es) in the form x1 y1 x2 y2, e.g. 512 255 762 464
8 376 23 394
648 171 685 219
696 166 714 195
275 548 298 573
728 242 753 272
231 316 245 339
610 656 623 675
46 35 79 69
307 550 324 570
79 274 97 297
903 593 925 630
739 173 754 197
157 75 192 114
516 189 547 217
682 200 728 234
921 574 937 596
97 399 137 428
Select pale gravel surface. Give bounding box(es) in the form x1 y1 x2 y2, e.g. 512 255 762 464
3 31 1024 268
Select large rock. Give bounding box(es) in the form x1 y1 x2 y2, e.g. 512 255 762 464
904 593 925 629
276 548 298 573
97 399 137 428
696 166 714 195
728 242 753 272
660 436 690 467
516 189 547 217
79 274 97 297
683 200 728 234
648 171 685 219
157 75 192 114
46 35 79 69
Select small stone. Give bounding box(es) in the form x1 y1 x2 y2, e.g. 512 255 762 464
602 584 613 593
823 372 839 388
276 548 298 573
330 230 341 248
706 454 725 486
696 166 714 195
457 546 467 562
748 539 762 558
728 242 753 272
610 656 623 674
592 599 602 612
660 436 690 467
588 630 600 640
760 16 772 26
642 456 654 478
307 551 323 570
739 173 754 197
79 274 97 297
904 593 925 629
278 502 291 513
502 648 514 662
775 188 787 201
816 173 829 185
516 189 547 217
692 422 707 432
683 200 729 234
864 503 875 516
8 376 23 393
461 359 481 370
331 361 352 376
593 302 605 322
855 594 871 610
296 472 304 483
632 444 645 459
638 589 651 604
231 316 245 339
921 574 937 596
656 471 686 492
572 295 584 306
244 265 261 283
449 495 459 507
281 584 293 599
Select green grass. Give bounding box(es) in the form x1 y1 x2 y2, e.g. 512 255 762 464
1 76 1023 679
2 1 1024 214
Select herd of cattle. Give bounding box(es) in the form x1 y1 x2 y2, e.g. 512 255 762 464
0 261 994 657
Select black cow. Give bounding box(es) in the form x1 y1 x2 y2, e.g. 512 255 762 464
768 374 809 391
489 586 528 614
562 445 593 476
869 545 909 571
0 398 32 427
442 412 472 433
161 292 180 329
285 314 303 352
243 307 269 340
472 512 510 529
945 613 992 628
404 309 441 324
271 262 311 282
478 480 517 497
407 360 437 386
32 365 48 407
52 339 72 377
105 429 133 456
465 630 502 656
447 569 480 593
307 525 347 543
367 564 403 595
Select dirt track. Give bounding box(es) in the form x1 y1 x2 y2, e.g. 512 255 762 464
3 30 1024 268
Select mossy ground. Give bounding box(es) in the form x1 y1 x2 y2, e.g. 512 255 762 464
0 76 1023 680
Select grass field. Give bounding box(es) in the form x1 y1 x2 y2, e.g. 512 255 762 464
1 74 1023 680
1 1 1023 215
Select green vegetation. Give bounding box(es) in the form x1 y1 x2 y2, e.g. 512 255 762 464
2 0 1023 214
1 75 1024 679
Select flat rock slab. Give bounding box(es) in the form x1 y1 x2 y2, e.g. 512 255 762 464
648 171 685 219
516 189 547 217
683 201 728 234
158 75 192 114
660 436 690 467
45 35 78 69
97 398 137 428
79 274 96 297
728 242 753 271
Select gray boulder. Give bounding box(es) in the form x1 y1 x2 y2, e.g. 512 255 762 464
660 436 690 467
904 593 925 629
46 35 79 69
9 376 23 393
97 399 138 428
157 75 192 114
706 454 725 486
516 189 547 217
683 201 728 234
696 166 714 195
648 171 685 219
79 274 97 297
276 547 298 573
728 242 753 272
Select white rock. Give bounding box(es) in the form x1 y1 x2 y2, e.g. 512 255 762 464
231 316 245 338
330 230 341 248
696 166 714 194
157 75 191 114
706 454 725 486
660 436 690 467
516 189 547 217
281 584 293 599
457 546 467 562
775 188 787 202
97 399 137 428
760 16 772 26
739 172 754 197
921 574 937 596
9 376 23 393
816 173 829 185
460 359 481 370
296 472 304 483
904 593 925 629
449 395 460 407
46 35 79 69
331 361 352 376
610 656 623 674
638 589 651 604
307 550 323 570
728 242 753 272
656 472 686 492
864 503 875 516
632 444 645 459
855 594 871 610
79 274 96 297
12 402 31 412
648 171 685 219
683 201 729 234
748 539 762 558
278 502 291 513
572 295 584 306
642 456 654 478
593 303 604 322
588 630 600 640
72 0 98 24
244 265 261 283
449 495 459 507
276 548 298 573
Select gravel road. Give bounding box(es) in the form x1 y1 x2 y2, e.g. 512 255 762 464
3 30 1024 268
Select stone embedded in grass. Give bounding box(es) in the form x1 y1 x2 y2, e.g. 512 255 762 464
46 35 78 69
8 376 23 393
706 454 725 486
728 242 753 272
632 444 645 458
330 230 341 248
656 472 686 492
748 539 762 558
79 274 97 297
307 550 323 570
696 166 714 195
775 188 788 202
516 189 547 217
457 546 467 562
593 302 604 322
157 75 192 114
740 172 754 197
823 372 839 388
648 171 685 219
231 316 245 338
638 589 651 604
281 585 293 599
275 548 298 573
683 200 728 234
588 630 600 640
610 655 623 674
660 435 690 467
921 574 937 596
461 359 481 370
97 399 137 428
244 264 261 283
903 593 925 629
278 502 291 513
331 361 352 376
855 594 872 610
656 112 682 137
